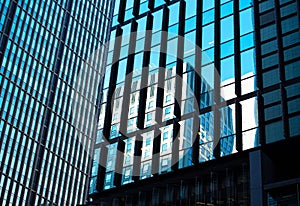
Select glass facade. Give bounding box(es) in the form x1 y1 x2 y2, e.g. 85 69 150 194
257 0 300 143
89 0 300 204
91 0 259 194
0 0 113 205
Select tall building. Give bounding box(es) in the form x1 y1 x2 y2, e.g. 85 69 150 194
88 0 300 205
0 0 114 205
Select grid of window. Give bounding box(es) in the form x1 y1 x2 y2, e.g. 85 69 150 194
90 0 300 197
0 0 113 205
258 0 300 143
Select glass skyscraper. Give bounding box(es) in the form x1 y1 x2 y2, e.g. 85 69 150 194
0 0 113 205
89 0 300 205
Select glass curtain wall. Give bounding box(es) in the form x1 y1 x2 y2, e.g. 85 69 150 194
0 0 114 205
90 0 300 194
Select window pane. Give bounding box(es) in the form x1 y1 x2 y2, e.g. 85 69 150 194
203 0 215 12
221 55 235 83
289 115 300 137
239 0 252 10
221 40 234 58
266 121 284 144
202 23 214 50
281 16 299 34
221 1 233 18
241 48 255 76
221 15 234 43
202 9 214 25
240 8 254 35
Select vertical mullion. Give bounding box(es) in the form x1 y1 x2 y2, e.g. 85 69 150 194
137 13 154 130
174 0 185 119
96 144 108 191
233 0 242 152
113 140 125 187
148 0 154 11
117 0 126 24
213 0 221 158
132 134 143 181
133 0 140 17
253 0 266 145
281 84 290 138
0 1 5 17
234 0 241 97
171 121 180 171
152 129 161 176
192 0 203 165
236 101 242 152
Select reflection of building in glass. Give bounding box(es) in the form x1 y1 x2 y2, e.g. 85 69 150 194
89 0 300 205
199 65 235 163
97 63 234 182
221 71 259 150
0 0 113 205
93 62 235 189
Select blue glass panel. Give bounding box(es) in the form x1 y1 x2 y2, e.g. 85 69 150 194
169 3 180 26
202 9 214 25
241 48 255 75
155 0 165 8
185 0 196 19
239 0 252 10
202 23 214 50
221 1 233 18
140 1 148 15
203 0 215 12
240 32 254 51
185 16 196 33
221 40 234 58
240 8 254 35
117 59 127 84
221 56 235 82
281 16 299 34
221 16 234 43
